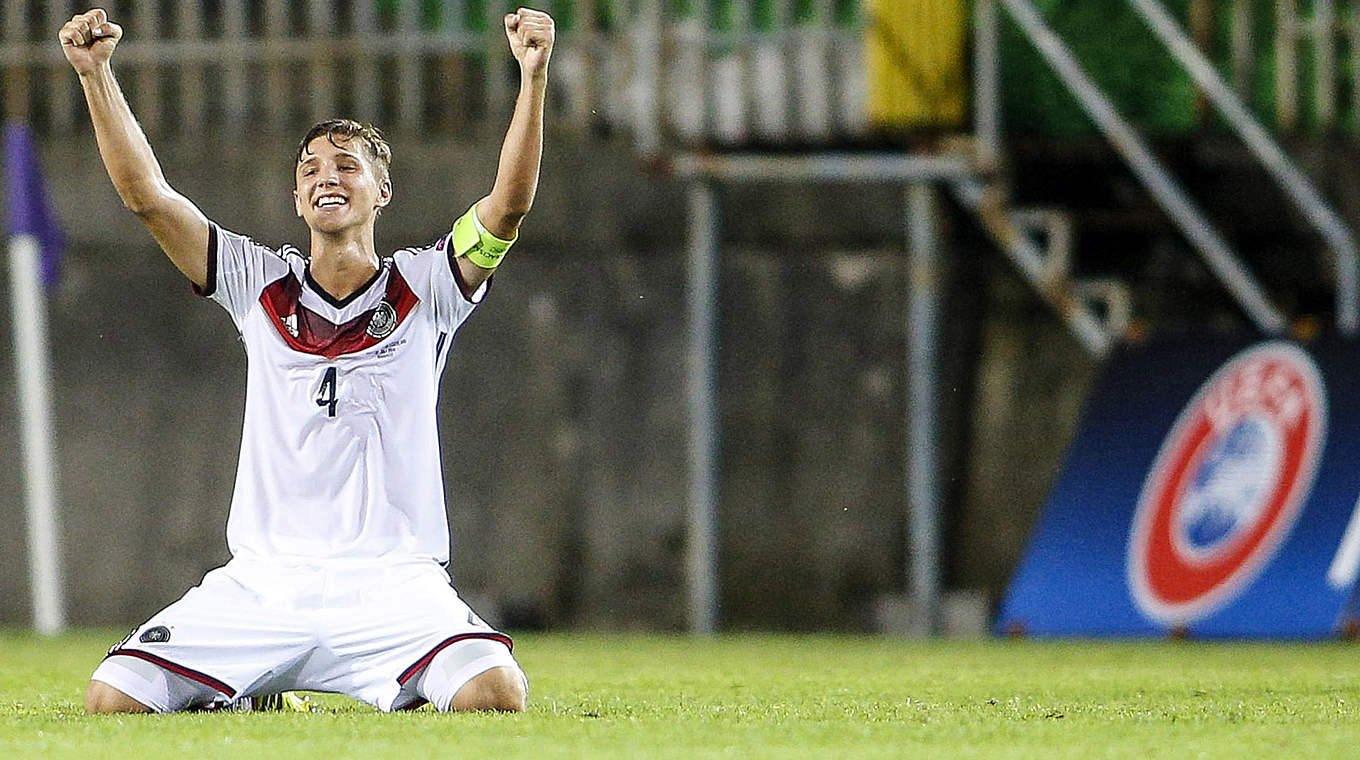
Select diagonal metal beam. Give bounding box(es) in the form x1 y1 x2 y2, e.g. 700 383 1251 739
1001 0 1287 336
1127 0 1358 335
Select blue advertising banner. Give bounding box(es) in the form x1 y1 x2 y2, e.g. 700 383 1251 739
996 337 1360 638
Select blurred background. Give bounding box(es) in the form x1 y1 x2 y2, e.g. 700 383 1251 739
0 0 1356 635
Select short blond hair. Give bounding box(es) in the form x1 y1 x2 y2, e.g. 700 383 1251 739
296 119 392 183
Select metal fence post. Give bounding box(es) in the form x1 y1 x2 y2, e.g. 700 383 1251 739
906 181 941 637
685 181 721 635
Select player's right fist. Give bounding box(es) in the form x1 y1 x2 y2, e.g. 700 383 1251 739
58 8 122 76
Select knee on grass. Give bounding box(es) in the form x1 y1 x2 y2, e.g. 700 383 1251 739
450 666 527 713
85 680 152 714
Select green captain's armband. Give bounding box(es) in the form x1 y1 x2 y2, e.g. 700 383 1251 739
452 204 516 270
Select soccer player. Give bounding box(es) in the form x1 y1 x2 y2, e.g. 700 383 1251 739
59 6 553 713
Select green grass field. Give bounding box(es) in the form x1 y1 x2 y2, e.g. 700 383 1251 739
3 630 1360 758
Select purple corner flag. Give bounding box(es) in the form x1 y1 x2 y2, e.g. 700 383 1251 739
4 122 64 289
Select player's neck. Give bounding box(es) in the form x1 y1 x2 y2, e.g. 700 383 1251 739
307 230 380 302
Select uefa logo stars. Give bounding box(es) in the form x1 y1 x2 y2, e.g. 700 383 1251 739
1127 341 1328 627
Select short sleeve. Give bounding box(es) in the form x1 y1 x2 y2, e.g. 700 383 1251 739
194 223 291 330
393 233 489 333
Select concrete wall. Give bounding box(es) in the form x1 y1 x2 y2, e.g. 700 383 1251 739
0 133 1094 631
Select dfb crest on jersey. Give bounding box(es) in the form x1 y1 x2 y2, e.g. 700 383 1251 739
367 301 397 339
1127 341 1327 626
139 625 172 644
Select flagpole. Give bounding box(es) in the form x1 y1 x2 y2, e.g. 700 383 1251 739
8 231 64 634
5 122 66 636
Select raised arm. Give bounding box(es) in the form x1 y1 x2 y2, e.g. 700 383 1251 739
60 9 210 288
455 8 554 290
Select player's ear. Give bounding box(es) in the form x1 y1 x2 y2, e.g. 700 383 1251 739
376 178 392 209
293 189 304 218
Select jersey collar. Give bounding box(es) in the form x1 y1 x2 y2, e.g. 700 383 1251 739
303 260 386 309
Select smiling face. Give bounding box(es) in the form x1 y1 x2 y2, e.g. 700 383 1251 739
293 127 392 235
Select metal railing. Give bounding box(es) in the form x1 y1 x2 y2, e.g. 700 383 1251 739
1271 0 1352 131
14 3 1360 143
975 0 1359 337
1209 0 1360 133
1134 0 1359 332
0 0 868 146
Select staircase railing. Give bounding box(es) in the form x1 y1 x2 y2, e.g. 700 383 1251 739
1131 0 1359 333
980 0 1360 338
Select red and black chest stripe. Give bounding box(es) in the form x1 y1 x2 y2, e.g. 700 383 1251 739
259 265 419 359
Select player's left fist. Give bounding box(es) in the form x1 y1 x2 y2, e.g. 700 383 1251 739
504 8 554 77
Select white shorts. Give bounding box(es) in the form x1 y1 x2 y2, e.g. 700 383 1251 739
90 557 521 712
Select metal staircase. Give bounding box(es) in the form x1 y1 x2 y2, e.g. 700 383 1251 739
963 0 1359 352
951 177 1132 355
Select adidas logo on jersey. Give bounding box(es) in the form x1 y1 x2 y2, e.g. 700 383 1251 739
282 313 299 338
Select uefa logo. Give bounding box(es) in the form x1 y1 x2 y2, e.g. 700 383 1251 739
1127 341 1327 626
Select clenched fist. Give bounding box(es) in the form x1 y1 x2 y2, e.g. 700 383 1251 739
58 8 123 77
504 8 554 77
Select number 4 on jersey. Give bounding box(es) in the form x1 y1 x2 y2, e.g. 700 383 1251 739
316 366 338 417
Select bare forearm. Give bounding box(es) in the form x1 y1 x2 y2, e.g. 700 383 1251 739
481 72 547 238
79 62 171 214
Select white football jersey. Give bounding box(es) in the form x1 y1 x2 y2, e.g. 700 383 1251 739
197 223 486 565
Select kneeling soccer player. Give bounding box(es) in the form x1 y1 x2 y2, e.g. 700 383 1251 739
59 5 554 713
